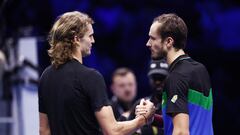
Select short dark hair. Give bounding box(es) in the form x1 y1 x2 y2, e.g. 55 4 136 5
153 13 188 49
112 68 135 83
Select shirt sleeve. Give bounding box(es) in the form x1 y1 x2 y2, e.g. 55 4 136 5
82 70 111 112
38 73 47 113
164 72 189 116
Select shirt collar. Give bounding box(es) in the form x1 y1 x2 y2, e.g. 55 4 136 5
168 54 190 72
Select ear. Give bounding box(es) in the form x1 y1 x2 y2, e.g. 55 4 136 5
73 36 79 42
73 36 81 47
165 37 174 48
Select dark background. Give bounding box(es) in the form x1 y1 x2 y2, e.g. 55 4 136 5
1 0 240 134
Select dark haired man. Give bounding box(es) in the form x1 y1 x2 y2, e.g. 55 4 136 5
136 13 213 135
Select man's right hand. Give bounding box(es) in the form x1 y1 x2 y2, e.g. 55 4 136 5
135 99 156 124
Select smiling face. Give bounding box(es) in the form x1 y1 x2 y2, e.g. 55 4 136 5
78 24 95 57
146 22 168 59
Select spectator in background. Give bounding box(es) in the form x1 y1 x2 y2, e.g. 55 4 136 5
109 59 168 135
127 59 168 135
110 67 137 120
148 59 168 105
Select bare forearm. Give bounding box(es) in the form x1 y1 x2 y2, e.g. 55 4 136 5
172 128 189 135
111 116 145 135
96 105 153 135
39 113 51 135
40 128 51 135
172 113 189 135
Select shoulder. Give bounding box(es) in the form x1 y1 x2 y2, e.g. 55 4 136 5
82 67 104 79
173 58 207 76
40 65 53 80
76 67 105 86
68 60 103 78
166 71 187 82
184 58 207 71
164 71 189 91
89 68 103 77
182 59 209 76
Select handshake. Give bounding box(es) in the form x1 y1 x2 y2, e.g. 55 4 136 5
135 99 156 125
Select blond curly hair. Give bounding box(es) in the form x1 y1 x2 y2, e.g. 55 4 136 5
48 11 94 68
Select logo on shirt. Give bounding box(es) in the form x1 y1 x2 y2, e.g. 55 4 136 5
171 95 178 103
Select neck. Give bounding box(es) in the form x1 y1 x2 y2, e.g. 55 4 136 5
166 48 185 65
72 51 83 64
